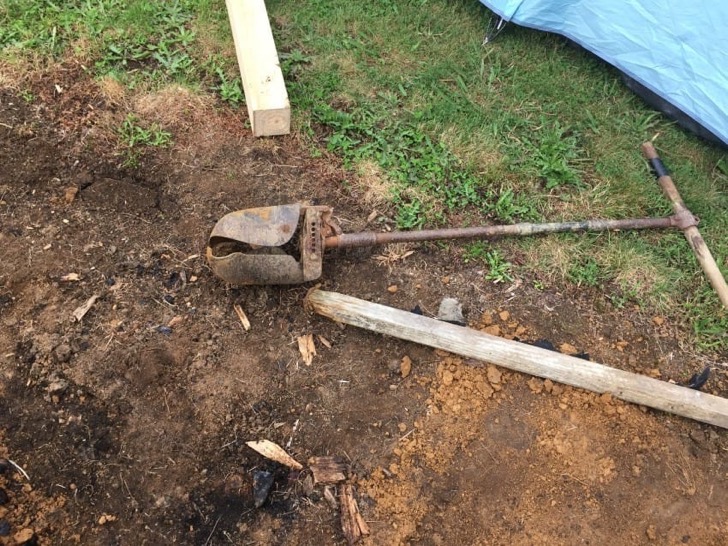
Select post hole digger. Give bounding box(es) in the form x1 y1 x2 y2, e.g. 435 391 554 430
206 143 728 308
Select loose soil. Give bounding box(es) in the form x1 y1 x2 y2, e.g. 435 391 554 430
1 65 727 546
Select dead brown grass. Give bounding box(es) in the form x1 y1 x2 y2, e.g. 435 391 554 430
355 159 395 207
134 84 214 133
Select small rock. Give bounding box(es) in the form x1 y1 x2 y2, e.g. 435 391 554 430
400 356 412 378
0 520 10 536
480 313 493 326
47 379 69 396
13 528 34 544
527 378 543 394
442 370 454 386
437 298 465 325
0 487 8 505
97 514 117 525
53 344 72 363
498 310 510 322
486 365 502 385
482 325 500 337
441 276 450 285
646 525 657 541
689 430 706 449
156 325 173 336
559 343 578 355
652 316 664 326
543 379 554 393
105 277 116 286
252 470 274 508
387 285 398 293
163 294 175 304
301 474 315 496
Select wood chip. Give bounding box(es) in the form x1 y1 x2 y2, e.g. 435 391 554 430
297 334 316 366
317 335 332 349
60 273 80 282
324 486 338 509
72 294 99 322
246 440 303 470
233 303 251 331
340 484 370 545
366 210 378 223
309 456 347 485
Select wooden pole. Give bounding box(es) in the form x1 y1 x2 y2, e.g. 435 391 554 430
307 289 728 429
642 141 728 308
225 0 290 136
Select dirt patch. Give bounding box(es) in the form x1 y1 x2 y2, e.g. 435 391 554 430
1 68 727 545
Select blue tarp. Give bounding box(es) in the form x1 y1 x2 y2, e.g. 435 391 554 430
478 0 728 146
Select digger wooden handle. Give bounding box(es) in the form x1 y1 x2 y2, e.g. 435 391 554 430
642 142 728 308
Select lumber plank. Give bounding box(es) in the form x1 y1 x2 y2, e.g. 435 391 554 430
225 0 290 136
307 289 728 430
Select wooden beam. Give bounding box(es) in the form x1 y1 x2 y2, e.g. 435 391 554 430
307 289 728 429
225 0 290 136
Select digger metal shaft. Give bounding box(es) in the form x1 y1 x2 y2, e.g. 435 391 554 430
324 214 695 249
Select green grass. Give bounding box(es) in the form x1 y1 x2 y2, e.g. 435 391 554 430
117 113 172 166
1 0 726 349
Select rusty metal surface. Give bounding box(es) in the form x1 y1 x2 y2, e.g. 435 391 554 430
325 215 685 249
209 204 301 247
206 247 307 285
206 196 703 287
206 204 332 285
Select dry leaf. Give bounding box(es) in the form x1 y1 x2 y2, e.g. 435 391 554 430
373 244 415 271
246 440 303 470
400 355 412 378
297 334 316 365
167 315 184 328
233 303 251 331
324 486 338 509
64 186 78 204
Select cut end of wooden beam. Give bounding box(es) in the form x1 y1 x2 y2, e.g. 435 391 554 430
252 106 291 137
